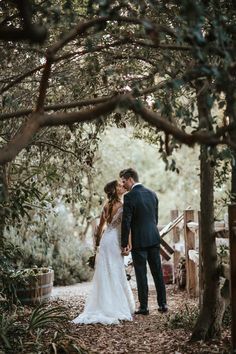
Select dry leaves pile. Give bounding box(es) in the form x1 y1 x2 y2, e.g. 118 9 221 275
1 285 231 353
63 285 231 354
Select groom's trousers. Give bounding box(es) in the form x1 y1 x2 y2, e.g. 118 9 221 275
132 245 166 309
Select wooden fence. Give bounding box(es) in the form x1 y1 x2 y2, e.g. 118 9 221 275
165 205 236 352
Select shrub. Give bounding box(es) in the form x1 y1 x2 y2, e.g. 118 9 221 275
0 303 88 353
0 237 24 307
167 304 199 330
0 312 16 349
4 204 93 285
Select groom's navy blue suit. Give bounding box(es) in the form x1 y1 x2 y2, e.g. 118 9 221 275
121 184 166 310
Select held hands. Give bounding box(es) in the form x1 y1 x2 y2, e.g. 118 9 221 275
121 233 132 256
121 245 132 256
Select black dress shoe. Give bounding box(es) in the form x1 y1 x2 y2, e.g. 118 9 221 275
158 305 168 313
134 308 149 315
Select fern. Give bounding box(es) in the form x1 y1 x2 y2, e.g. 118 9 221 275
28 303 69 330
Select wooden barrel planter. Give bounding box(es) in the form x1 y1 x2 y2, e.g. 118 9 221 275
16 268 54 305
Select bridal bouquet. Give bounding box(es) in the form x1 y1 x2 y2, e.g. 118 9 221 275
87 227 100 269
87 254 96 269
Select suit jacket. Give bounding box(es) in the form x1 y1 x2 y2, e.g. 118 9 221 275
121 184 160 249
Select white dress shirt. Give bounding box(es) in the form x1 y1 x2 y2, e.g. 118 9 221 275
131 183 142 189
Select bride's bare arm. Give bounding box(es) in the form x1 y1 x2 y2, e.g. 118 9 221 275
94 205 107 247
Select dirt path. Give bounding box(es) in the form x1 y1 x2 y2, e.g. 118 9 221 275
51 283 231 353
52 281 93 299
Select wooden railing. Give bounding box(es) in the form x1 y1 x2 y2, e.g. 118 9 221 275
167 205 236 352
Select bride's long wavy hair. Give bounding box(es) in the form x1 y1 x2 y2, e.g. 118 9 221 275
104 180 120 223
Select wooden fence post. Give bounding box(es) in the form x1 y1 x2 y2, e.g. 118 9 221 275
184 209 198 298
228 204 236 353
171 210 180 284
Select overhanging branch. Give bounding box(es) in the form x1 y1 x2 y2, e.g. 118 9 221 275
0 96 113 121
127 97 236 149
0 39 128 95
0 93 236 165
0 79 169 121
0 95 122 164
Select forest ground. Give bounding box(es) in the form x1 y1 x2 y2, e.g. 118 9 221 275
51 280 231 354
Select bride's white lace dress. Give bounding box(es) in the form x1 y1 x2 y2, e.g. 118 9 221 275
72 207 135 325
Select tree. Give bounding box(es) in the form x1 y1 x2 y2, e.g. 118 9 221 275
1 0 236 342
1 0 235 162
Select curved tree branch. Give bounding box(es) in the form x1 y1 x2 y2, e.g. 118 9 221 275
0 39 128 95
127 97 236 148
35 58 53 113
32 141 79 158
0 14 181 95
0 93 236 165
0 95 123 164
34 16 116 114
0 96 113 121
0 79 169 121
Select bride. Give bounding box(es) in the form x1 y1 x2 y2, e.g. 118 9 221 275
72 180 135 325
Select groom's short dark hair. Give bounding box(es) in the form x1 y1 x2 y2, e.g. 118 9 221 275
119 168 139 182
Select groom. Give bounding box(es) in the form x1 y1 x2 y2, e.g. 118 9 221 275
120 168 167 315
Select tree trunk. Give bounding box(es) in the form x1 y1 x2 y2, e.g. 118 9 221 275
0 164 8 247
191 83 225 341
225 85 236 203
231 157 236 203
191 145 225 340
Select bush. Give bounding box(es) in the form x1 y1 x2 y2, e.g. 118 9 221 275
0 303 88 353
4 204 94 285
0 237 24 307
0 312 16 350
167 304 199 330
